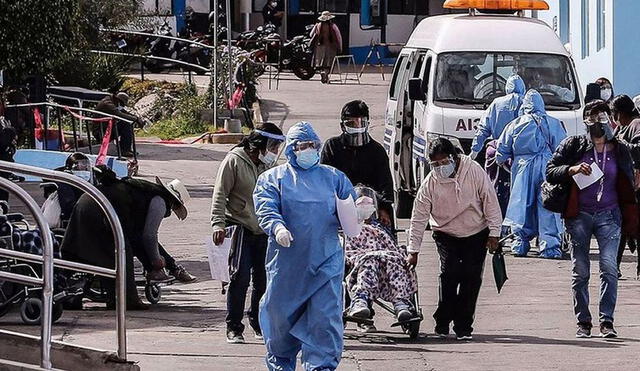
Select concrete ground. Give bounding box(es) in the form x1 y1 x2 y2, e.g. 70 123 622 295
2 70 640 371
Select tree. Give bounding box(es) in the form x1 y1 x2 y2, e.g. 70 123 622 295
0 0 80 83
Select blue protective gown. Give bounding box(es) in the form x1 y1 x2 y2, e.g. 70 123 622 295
253 122 355 371
496 90 567 258
471 75 526 154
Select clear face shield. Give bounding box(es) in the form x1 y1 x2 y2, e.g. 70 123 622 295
341 117 370 147
354 186 378 222
70 158 92 182
584 112 614 140
255 129 286 166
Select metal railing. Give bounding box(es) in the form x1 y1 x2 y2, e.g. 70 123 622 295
0 161 128 367
5 101 137 161
0 177 53 369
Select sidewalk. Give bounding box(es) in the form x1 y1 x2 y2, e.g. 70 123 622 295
2 71 639 371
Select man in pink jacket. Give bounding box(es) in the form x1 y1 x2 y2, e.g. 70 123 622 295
408 138 502 341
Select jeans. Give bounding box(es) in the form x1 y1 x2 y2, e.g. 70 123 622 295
566 208 621 324
432 228 488 335
226 227 267 333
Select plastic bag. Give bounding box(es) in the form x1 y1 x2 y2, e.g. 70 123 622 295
41 192 62 228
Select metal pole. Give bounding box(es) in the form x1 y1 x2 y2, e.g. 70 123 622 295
0 177 54 370
213 0 218 129
283 0 288 39
0 161 128 361
226 0 233 119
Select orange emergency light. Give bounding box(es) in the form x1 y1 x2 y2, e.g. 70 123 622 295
443 0 549 10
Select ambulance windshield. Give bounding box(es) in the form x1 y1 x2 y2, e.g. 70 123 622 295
434 52 580 110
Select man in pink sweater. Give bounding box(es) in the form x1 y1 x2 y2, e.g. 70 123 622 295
408 138 502 341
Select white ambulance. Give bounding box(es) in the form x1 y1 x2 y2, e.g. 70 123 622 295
385 1 584 217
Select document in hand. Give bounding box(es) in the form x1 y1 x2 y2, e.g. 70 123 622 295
572 162 604 190
336 194 362 237
205 226 238 283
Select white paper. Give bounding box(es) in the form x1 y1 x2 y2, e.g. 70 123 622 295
204 226 236 283
572 162 604 190
336 194 362 237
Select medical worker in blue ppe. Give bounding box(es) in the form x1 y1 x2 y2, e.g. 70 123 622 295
470 74 526 217
253 121 356 371
496 89 567 258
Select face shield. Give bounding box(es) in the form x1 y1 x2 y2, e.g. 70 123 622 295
354 186 378 222
254 129 286 166
584 112 614 140
70 158 92 182
341 117 371 147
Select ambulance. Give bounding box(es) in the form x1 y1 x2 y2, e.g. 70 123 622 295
385 0 584 217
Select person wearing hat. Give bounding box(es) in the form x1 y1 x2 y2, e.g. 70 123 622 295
61 166 196 310
211 122 286 344
95 91 142 157
310 11 342 84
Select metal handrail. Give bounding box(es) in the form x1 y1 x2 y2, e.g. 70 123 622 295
89 49 209 72
0 249 116 278
0 161 128 361
0 177 54 369
5 102 136 124
100 27 216 50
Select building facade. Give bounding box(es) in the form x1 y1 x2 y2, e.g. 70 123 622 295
533 0 640 96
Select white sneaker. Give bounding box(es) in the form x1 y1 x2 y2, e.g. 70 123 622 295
348 299 371 319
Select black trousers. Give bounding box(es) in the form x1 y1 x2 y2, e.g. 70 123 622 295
433 228 488 335
225 227 267 333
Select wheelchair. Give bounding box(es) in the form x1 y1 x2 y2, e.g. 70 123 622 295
0 206 83 325
340 228 423 339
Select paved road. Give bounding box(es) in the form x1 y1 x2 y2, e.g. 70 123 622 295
3 71 640 370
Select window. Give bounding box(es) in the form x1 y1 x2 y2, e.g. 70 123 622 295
597 0 605 51
434 52 579 109
559 0 570 44
389 55 408 100
581 0 590 59
388 0 428 15
421 57 432 94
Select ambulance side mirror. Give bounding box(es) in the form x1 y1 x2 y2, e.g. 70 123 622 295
408 78 425 101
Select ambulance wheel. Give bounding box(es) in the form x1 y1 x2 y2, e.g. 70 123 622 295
145 283 162 304
52 302 64 323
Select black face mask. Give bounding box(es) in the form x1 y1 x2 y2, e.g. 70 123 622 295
588 123 606 139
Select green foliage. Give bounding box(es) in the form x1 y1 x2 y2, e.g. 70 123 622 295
53 53 131 92
0 0 80 81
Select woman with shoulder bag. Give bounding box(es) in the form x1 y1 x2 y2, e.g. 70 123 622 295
546 100 638 339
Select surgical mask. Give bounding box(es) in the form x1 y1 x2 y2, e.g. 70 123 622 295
345 126 367 134
295 149 319 169
601 88 613 101
259 150 278 166
72 170 92 182
357 204 376 222
270 1 278 7
433 162 456 179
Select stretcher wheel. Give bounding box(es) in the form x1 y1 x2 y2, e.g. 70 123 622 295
20 297 43 325
145 283 162 304
407 320 420 339
52 302 64 323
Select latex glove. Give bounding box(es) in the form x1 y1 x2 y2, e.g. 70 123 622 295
274 224 293 247
470 151 479 160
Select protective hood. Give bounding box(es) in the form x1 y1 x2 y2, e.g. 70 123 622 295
505 75 525 96
522 89 546 116
285 121 321 168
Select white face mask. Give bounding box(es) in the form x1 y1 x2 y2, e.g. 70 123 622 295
72 170 92 182
259 150 278 166
345 126 367 134
601 88 613 101
270 1 278 7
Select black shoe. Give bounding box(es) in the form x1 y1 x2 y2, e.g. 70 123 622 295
226 330 245 344
456 332 473 341
435 325 449 339
576 322 592 338
599 322 617 338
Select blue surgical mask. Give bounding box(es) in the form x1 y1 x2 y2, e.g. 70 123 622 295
295 149 319 169
72 170 92 182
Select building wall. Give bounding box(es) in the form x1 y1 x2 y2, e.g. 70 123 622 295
612 0 640 96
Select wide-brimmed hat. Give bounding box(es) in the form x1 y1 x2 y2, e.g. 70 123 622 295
318 11 335 22
115 92 130 106
155 176 190 220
